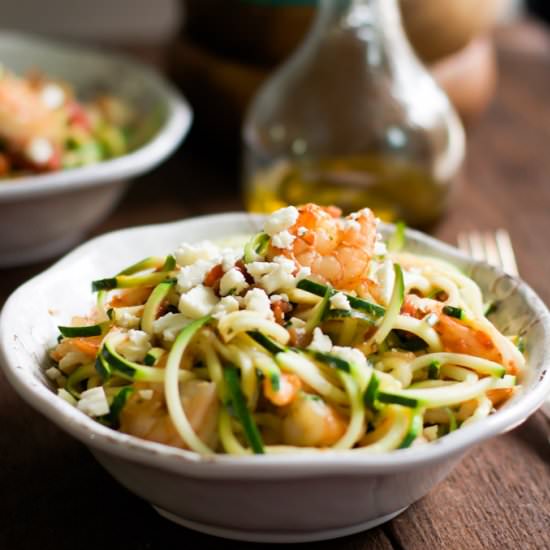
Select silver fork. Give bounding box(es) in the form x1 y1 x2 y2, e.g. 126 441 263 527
457 230 550 425
457 229 519 277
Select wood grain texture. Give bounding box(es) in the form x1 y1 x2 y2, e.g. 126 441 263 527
1 20 550 550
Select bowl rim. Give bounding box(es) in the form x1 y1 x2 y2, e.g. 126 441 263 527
2 212 550 480
0 30 192 201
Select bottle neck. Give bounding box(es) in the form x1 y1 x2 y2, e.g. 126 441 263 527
307 0 417 77
317 0 402 30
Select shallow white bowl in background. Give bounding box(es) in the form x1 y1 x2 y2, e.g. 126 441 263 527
0 31 192 267
1 213 550 543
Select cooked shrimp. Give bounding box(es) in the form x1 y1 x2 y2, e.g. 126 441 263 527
120 380 219 449
263 373 301 406
281 392 347 447
50 335 103 362
109 287 153 308
402 295 503 364
0 72 65 151
270 203 378 294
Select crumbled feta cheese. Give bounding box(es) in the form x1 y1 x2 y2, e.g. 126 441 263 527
288 316 306 329
178 285 219 319
57 388 77 406
219 268 249 296
308 328 333 353
77 387 110 417
212 296 240 320
270 293 289 304
46 366 62 381
138 389 154 400
331 346 368 369
374 241 387 256
271 230 296 250
297 226 308 237
174 241 220 266
264 206 299 236
246 256 296 294
330 292 350 310
177 259 216 292
244 288 274 320
153 313 192 342
41 83 65 109
25 137 54 165
221 249 241 272
115 307 142 329
373 258 395 306
118 330 151 362
246 261 274 280
129 329 150 346
295 266 311 281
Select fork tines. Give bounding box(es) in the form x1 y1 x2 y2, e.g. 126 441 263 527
457 229 519 277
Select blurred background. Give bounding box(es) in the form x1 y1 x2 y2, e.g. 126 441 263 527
4 0 538 224
2 0 550 264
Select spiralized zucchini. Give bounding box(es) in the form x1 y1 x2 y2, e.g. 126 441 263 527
47 205 525 455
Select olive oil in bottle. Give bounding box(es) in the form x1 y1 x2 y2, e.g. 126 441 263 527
243 0 465 227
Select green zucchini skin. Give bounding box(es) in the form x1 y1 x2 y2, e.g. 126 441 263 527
427 361 441 380
95 355 112 382
399 409 423 449
305 288 331 333
244 232 270 263
117 256 166 276
307 350 351 373
160 255 177 272
66 363 97 398
377 391 422 408
388 221 406 253
92 273 176 292
364 372 381 411
442 306 465 320
248 330 287 355
141 280 176 336
105 386 135 429
224 366 264 454
297 279 385 318
144 347 165 366
100 337 180 383
58 322 109 338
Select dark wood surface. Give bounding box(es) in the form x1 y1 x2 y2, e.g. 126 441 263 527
1 21 550 550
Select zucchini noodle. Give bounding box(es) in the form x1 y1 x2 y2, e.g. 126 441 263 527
48 204 525 455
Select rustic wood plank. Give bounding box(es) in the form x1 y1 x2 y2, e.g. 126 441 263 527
386 413 550 550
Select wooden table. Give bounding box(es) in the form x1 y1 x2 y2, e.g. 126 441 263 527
1 21 549 550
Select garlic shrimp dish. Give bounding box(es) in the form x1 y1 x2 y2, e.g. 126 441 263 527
0 66 136 178
48 204 525 455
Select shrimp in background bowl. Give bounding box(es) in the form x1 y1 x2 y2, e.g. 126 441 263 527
0 66 136 178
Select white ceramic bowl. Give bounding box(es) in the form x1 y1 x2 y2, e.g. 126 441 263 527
1 213 550 543
0 31 192 267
